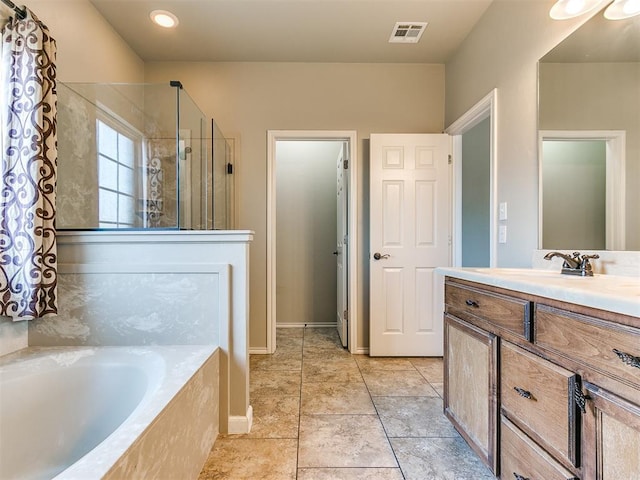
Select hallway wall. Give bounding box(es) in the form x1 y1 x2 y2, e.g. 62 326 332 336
276 141 341 327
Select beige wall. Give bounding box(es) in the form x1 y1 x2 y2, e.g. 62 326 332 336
27 0 144 82
445 0 592 266
144 62 445 351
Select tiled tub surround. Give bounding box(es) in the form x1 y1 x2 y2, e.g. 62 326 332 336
27 230 252 434
0 345 219 480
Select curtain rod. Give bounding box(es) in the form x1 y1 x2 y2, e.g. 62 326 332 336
1 0 26 20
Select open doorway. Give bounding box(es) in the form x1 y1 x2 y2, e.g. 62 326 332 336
446 89 497 267
267 131 358 354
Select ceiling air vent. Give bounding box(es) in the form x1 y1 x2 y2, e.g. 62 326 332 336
389 22 428 44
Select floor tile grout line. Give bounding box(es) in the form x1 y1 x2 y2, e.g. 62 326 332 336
356 354 408 480
293 326 309 479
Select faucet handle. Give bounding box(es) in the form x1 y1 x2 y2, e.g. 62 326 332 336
579 254 600 275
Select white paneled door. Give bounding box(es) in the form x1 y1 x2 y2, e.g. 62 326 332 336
369 134 451 356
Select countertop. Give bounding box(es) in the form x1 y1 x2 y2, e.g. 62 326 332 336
435 267 640 319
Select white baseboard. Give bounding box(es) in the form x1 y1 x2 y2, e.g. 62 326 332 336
227 405 253 434
277 322 337 328
353 347 369 355
249 347 269 355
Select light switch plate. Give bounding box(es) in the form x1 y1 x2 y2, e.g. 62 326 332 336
499 225 507 243
499 202 508 221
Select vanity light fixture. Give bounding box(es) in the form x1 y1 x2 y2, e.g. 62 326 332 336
550 0 640 19
549 0 607 19
150 10 179 28
604 0 640 19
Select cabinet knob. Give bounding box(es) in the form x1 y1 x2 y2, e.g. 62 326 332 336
612 348 640 369
465 299 480 308
513 386 533 399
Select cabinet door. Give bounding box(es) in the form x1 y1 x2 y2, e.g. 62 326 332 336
501 341 580 468
501 416 579 480
444 314 498 474
582 382 640 480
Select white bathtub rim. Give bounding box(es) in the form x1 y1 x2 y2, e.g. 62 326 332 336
0 345 218 480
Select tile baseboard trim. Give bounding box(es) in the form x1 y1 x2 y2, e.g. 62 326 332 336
227 405 253 434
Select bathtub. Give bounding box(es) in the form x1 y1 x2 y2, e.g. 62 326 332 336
0 345 219 480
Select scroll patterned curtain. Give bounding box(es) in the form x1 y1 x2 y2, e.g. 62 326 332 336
0 9 57 320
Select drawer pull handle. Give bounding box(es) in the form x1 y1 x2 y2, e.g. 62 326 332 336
574 384 590 414
514 387 532 399
513 473 530 480
465 299 479 308
613 349 640 369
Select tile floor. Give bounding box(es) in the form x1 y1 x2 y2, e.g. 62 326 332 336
199 327 496 479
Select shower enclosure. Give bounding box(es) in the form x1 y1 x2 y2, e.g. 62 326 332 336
56 81 233 230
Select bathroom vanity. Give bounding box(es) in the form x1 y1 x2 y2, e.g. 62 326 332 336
437 268 640 480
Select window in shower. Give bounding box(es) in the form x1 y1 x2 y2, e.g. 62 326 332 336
96 118 140 228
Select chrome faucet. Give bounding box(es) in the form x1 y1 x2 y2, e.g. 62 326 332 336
543 251 599 276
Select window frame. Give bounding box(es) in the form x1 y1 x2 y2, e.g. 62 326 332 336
95 110 144 229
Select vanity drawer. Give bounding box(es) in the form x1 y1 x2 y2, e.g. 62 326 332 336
535 305 640 392
445 281 532 341
501 341 579 467
501 416 579 480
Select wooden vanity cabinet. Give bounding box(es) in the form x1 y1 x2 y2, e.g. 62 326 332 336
501 416 578 480
443 277 640 480
501 341 580 468
582 383 640 479
444 314 498 472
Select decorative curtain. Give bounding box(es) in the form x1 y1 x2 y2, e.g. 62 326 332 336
0 9 57 320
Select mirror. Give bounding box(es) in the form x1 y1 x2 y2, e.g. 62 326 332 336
538 11 639 251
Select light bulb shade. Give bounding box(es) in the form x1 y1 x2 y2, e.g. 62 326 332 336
604 0 640 19
150 10 179 28
549 0 608 19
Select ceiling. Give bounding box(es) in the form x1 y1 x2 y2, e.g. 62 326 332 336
89 0 494 63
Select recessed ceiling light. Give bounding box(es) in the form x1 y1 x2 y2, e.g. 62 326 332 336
150 10 179 28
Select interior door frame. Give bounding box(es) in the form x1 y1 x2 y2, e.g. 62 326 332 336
267 130 359 354
538 130 626 251
446 88 498 267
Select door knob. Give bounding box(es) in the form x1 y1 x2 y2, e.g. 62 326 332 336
373 252 390 260
333 251 339 255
